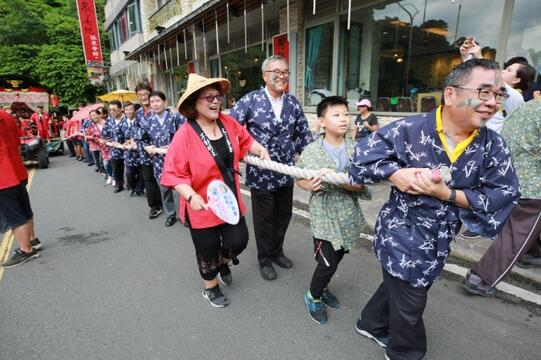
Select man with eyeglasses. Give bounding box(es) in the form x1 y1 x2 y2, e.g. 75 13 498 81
229 55 312 281
348 59 519 360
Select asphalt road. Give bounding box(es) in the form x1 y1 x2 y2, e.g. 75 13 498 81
1 155 540 360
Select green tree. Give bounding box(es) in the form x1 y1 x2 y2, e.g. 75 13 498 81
0 0 48 45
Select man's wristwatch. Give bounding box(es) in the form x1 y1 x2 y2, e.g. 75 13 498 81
447 188 457 203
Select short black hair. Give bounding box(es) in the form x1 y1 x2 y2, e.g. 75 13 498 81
150 91 166 101
135 81 152 93
513 62 536 92
124 102 135 108
109 100 122 108
316 96 348 118
504 56 528 69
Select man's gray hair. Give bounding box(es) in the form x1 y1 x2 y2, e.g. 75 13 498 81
443 58 500 88
261 55 288 73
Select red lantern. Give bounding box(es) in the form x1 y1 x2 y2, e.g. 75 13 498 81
50 94 59 107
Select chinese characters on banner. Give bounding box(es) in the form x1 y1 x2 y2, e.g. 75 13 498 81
76 0 104 85
273 33 289 92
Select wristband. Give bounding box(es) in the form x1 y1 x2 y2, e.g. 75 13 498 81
447 188 457 203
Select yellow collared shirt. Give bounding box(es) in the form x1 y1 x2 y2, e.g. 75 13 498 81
436 106 478 163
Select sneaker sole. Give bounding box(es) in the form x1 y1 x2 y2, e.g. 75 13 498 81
201 291 229 308
2 252 40 269
218 273 232 287
32 243 42 250
355 323 387 348
323 300 340 310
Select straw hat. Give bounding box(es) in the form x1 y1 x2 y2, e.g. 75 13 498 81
177 73 230 114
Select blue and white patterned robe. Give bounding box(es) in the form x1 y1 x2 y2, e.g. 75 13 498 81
229 88 312 191
101 115 127 160
120 117 139 167
348 109 520 287
135 110 185 181
134 107 154 166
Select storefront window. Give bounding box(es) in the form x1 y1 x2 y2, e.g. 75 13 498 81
221 46 266 104
305 22 334 106
338 16 362 102
506 0 541 86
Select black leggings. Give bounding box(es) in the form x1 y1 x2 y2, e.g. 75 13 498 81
310 238 345 299
188 217 249 281
111 158 125 188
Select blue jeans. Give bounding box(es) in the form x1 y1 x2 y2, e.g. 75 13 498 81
103 160 113 177
82 140 94 164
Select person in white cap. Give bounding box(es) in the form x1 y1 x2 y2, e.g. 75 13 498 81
352 99 379 142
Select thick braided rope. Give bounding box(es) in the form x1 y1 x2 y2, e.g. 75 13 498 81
243 155 349 185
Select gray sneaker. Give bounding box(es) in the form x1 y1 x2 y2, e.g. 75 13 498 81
218 264 232 286
2 248 40 268
202 286 230 308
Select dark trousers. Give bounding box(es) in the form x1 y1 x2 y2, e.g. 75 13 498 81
188 217 249 281
82 140 94 164
111 158 125 189
473 198 541 287
361 268 429 360
141 165 162 211
310 238 345 298
250 186 293 266
92 150 103 173
66 140 76 157
126 165 143 193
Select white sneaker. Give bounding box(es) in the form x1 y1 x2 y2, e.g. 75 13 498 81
106 177 112 185
112 180 116 187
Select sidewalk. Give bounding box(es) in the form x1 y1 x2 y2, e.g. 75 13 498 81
291 181 541 289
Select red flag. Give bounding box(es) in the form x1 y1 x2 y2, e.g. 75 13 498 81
76 0 103 68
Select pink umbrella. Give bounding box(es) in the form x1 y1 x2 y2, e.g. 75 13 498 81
70 103 104 122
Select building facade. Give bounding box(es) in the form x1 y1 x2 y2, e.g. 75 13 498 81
104 0 541 113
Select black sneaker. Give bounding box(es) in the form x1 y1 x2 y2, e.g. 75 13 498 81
2 248 40 268
462 271 495 297
321 288 340 309
129 190 137 197
218 264 232 286
304 291 327 324
30 238 42 250
461 229 481 239
148 208 163 219
355 318 390 348
202 285 230 308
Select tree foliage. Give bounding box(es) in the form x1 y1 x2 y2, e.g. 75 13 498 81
0 0 108 106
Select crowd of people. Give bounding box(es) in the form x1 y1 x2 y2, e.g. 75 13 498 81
1 41 541 359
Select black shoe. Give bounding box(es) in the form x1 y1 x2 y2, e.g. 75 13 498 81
94 168 100 172
87 162 94 166
113 187 124 193
355 318 390 348
129 190 137 197
76 156 82 161
516 254 541 269
2 248 40 268
202 285 230 308
462 271 495 297
260 264 277 280
218 264 232 286
165 216 177 227
273 255 293 269
461 229 481 239
30 238 42 250
149 208 163 219
135 191 145 197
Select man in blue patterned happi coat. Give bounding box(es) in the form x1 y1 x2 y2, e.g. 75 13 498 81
102 100 127 193
348 59 520 360
120 102 144 197
229 55 313 281
135 91 186 227
134 81 163 220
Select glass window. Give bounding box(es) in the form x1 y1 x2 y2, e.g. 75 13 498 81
120 13 128 43
221 45 266 105
305 22 334 106
506 0 541 89
332 0 504 112
127 3 140 36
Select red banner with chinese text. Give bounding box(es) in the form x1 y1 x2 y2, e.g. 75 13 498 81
76 0 103 68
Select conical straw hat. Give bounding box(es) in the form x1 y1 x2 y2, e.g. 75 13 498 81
176 73 230 115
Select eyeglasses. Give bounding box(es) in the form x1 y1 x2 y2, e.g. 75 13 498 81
199 94 223 103
451 85 509 103
264 69 290 77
